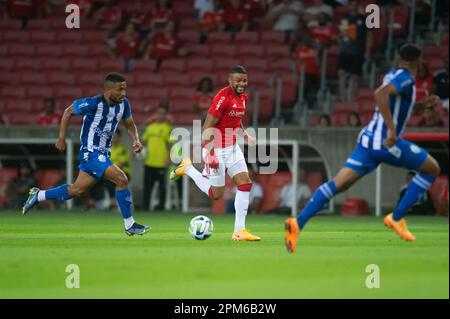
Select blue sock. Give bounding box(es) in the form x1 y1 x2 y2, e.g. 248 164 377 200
393 173 436 221
43 184 71 201
116 189 133 219
297 181 337 229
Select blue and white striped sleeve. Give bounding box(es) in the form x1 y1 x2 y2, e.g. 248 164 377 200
122 98 132 120
73 97 95 116
389 72 413 95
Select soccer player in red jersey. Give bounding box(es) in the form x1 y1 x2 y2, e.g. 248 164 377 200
170 66 261 241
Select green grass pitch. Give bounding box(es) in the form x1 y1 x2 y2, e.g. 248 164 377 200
0 210 448 299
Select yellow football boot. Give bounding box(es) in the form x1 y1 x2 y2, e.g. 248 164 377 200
169 158 192 181
232 229 261 241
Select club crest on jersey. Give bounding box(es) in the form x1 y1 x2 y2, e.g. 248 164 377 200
98 154 106 162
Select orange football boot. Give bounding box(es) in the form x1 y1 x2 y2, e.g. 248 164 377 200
284 217 300 253
384 213 416 241
232 229 261 241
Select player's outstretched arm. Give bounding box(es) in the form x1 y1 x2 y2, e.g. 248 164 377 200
55 105 74 152
374 84 397 148
123 117 143 154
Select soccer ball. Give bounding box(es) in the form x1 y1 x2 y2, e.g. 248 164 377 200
189 215 214 240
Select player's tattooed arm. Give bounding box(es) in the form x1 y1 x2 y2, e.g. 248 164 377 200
123 117 143 154
375 84 397 148
55 105 74 152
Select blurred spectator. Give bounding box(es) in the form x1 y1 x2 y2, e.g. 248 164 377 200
337 0 373 102
67 0 93 17
193 77 215 119
151 0 173 32
195 0 214 19
142 106 173 211
0 115 7 125
242 0 267 19
6 0 35 29
265 0 304 42
432 55 449 109
304 0 333 26
223 0 251 33
346 111 361 127
291 21 320 109
126 0 152 36
417 105 445 127
318 114 331 127
398 171 434 215
228 168 264 214
36 98 61 126
145 99 175 125
309 11 339 48
264 168 311 214
145 21 188 71
94 0 123 31
4 162 36 209
107 22 145 72
104 129 131 210
415 62 433 102
200 0 226 43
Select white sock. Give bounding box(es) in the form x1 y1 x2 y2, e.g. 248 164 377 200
234 190 250 232
124 216 135 229
186 165 211 196
37 191 46 202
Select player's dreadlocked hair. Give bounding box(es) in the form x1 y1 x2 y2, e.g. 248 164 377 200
229 65 247 74
399 44 422 62
104 72 126 85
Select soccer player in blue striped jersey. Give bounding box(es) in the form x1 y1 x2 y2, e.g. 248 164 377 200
285 44 442 252
22 73 151 236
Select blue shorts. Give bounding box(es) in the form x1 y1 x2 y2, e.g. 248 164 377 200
344 138 429 177
79 150 113 180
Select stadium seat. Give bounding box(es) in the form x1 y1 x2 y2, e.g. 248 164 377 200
35 169 64 190
331 110 351 127
30 31 56 44
260 31 285 45
86 44 110 58
0 19 22 30
162 72 191 86
47 72 75 85
0 58 14 72
159 58 186 73
258 96 275 121
126 87 142 100
3 99 31 113
234 31 259 44
9 44 35 57
4 30 30 43
27 86 54 99
83 31 109 43
246 71 273 87
71 58 98 71
236 44 263 58
357 98 375 112
267 58 294 74
132 60 157 73
35 44 61 57
209 44 236 58
76 72 104 85
14 57 40 71
82 85 102 97
98 59 125 73
187 44 210 57
213 57 241 73
43 59 71 72
134 72 164 86
178 31 200 45
8 113 35 125
26 19 51 30
333 102 359 112
186 57 213 73
1 87 26 99
55 30 83 43
0 44 8 57
341 198 369 216
61 44 89 57
263 44 290 59
429 176 449 215
179 18 200 31
393 5 409 37
0 72 19 85
207 32 232 44
169 87 195 99
241 57 268 72
172 0 196 17
190 73 218 87
140 87 169 100
54 87 83 99
170 99 194 113
357 88 374 100
19 72 47 85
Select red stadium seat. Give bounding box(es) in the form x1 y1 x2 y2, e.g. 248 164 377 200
169 87 195 99
190 73 218 88
357 98 375 112
341 198 369 216
234 31 259 44
172 1 196 17
8 113 35 125
19 72 47 85
4 30 30 43
331 110 350 127
178 31 200 44
98 59 125 73
132 60 157 72
9 44 35 57
162 72 191 86
0 19 22 30
245 71 272 87
213 57 240 73
35 169 64 190
35 44 61 57
241 57 268 72
71 58 98 71
0 44 8 57
82 85 102 97
263 44 290 59
126 88 142 100
134 72 164 86
267 58 294 74
258 96 275 121
170 99 195 113
260 31 285 45
333 102 359 112
140 87 169 100
186 57 213 73
187 44 210 57
207 31 232 44
75 72 104 85
236 44 263 58
393 5 409 38
429 176 449 215
27 86 54 99
26 19 51 30
3 99 31 113
14 57 40 71
47 72 75 85
86 44 110 58
179 18 199 31
55 30 83 43
280 75 298 107
159 58 186 73
209 44 236 58
61 44 89 57
0 72 19 85
30 31 56 44
83 31 109 43
1 87 26 99
172 112 200 126
357 88 374 100
42 59 70 72
54 87 83 99
0 58 14 71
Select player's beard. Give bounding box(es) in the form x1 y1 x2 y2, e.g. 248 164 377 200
233 85 246 95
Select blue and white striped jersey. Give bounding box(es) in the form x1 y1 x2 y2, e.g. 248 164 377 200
73 95 131 153
359 68 416 150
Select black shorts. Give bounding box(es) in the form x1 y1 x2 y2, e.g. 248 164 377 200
337 52 364 76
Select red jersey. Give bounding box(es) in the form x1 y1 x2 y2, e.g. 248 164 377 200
36 113 61 126
294 46 320 75
202 10 225 30
208 86 248 148
310 25 339 44
116 32 141 59
151 32 179 59
415 74 433 101
193 92 214 112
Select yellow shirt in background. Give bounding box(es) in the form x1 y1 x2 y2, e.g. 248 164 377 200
143 121 172 168
110 143 131 176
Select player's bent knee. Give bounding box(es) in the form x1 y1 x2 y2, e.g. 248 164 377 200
68 185 88 197
115 174 129 189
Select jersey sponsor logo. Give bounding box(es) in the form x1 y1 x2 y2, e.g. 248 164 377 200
215 96 226 110
98 154 106 162
94 127 114 139
410 144 421 154
228 110 245 117
78 102 89 109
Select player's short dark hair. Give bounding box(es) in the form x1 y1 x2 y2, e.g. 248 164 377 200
399 44 422 62
229 65 247 75
104 72 126 84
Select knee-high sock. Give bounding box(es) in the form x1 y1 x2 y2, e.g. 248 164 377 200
38 184 71 202
116 189 135 229
186 165 212 197
393 173 436 221
297 181 337 229
234 183 252 232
